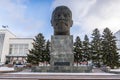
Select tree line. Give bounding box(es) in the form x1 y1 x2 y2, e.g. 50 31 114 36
27 27 120 69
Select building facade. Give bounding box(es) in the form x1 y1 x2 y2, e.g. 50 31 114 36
0 29 33 64
114 30 120 55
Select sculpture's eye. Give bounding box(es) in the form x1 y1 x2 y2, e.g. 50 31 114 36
58 14 60 17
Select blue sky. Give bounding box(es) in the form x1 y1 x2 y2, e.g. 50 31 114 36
0 0 120 40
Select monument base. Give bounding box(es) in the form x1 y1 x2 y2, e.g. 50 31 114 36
31 66 92 72
50 35 74 72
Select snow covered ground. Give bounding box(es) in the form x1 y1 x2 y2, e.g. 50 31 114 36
0 67 14 72
9 72 117 75
10 68 120 75
110 69 120 72
0 66 119 75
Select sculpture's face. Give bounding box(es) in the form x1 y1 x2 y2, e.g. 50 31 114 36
51 6 73 35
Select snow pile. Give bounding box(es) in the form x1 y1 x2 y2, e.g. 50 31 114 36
0 67 14 72
110 69 120 72
9 72 116 75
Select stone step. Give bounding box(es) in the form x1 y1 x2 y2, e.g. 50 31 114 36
0 73 119 80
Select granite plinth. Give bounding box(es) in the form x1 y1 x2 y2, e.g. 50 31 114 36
50 35 74 72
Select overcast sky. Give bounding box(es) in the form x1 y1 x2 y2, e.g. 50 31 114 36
0 0 120 40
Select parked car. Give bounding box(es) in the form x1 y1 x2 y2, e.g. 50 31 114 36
14 63 26 68
0 62 4 67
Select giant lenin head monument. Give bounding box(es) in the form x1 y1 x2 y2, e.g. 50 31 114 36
51 6 73 35
50 6 74 72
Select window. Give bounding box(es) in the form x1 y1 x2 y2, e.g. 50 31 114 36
9 44 28 55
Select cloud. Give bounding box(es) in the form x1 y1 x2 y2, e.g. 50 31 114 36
0 0 44 38
52 0 120 39
0 0 27 23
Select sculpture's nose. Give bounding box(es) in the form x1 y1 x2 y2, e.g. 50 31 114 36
59 14 65 19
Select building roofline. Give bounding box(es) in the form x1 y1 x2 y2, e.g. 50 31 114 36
9 38 33 39
0 29 16 37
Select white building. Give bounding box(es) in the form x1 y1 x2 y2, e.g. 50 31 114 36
114 30 120 55
0 29 33 64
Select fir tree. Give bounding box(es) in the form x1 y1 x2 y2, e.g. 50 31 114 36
44 40 50 64
27 33 46 65
82 35 91 61
74 36 82 66
102 28 120 69
91 28 102 67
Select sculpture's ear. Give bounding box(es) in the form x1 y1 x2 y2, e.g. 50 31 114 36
70 20 73 27
51 20 53 27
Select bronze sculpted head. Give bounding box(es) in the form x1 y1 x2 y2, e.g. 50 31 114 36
51 6 73 35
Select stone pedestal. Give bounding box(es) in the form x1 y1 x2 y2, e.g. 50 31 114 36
50 35 74 72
